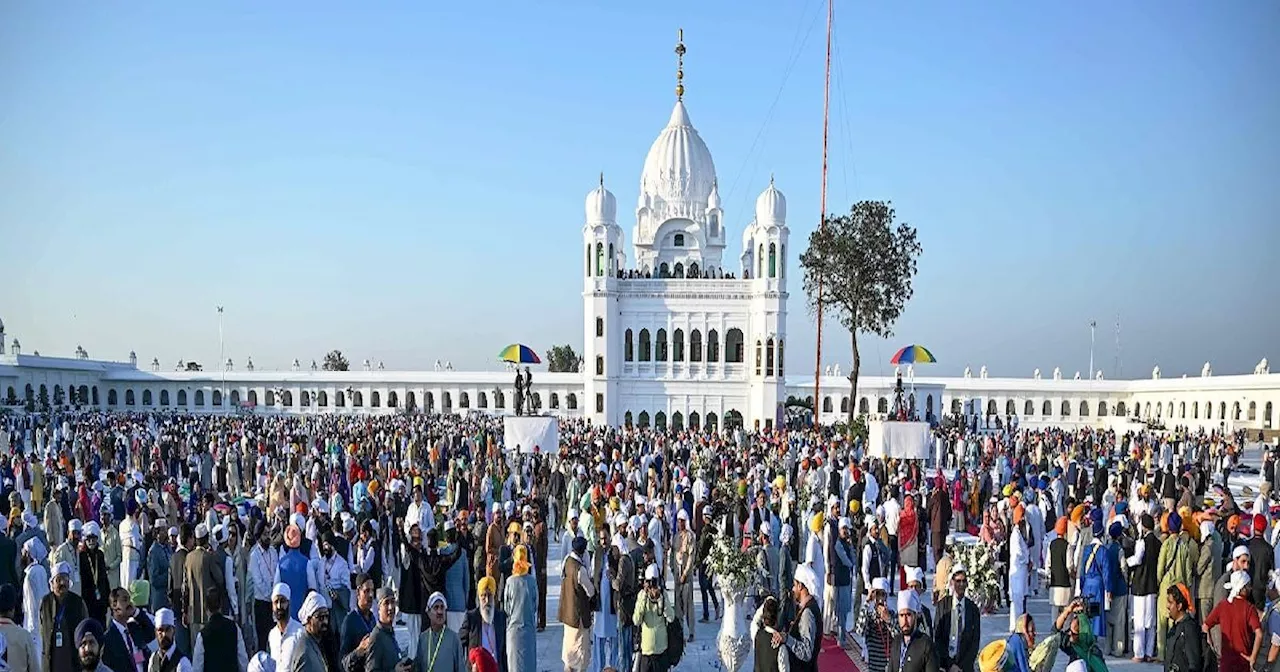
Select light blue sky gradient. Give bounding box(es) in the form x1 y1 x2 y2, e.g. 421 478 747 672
2 1 1276 378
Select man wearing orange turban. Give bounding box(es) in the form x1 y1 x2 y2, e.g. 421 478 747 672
504 546 537 672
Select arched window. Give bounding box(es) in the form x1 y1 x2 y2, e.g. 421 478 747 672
674 233 685 247
1024 400 1034 416
690 330 703 363
318 391 328 407
91 386 99 406
367 391 378 407
1098 401 1108 416
53 385 63 405
1192 401 1198 419
1219 402 1226 420
656 329 668 361
860 398 869 414
689 411 701 430
1079 400 1090 416
986 400 997 416
608 243 614 273
927 395 934 414
706 412 718 430
550 393 559 409
1116 401 1127 417
478 392 488 408
177 390 188 406
335 391 345 407
674 263 684 278
707 329 719 362
1166 401 1173 418
388 391 398 408
822 397 833 413
585 244 591 277
660 263 670 278
757 244 764 279
596 242 604 277
1234 402 1242 420
755 340 762 375
1203 402 1211 420
406 391 417 410
441 391 451 411
624 411 634 427
459 392 469 409
1179 402 1186 418
777 340 784 375
108 389 119 406
840 397 849 413
265 390 275 406
212 390 223 406
688 262 699 277
495 390 505 408
143 390 154 406
639 329 652 361
245 390 255 406
38 385 47 404
768 243 777 278
766 337 775 376
725 410 744 429
1005 399 1016 415
877 397 889 413
638 411 650 427
726 328 744 363
1061 400 1071 416
300 391 311 408
567 393 578 410
1042 400 1052 416
352 391 364 407
78 385 88 405
595 318 604 337
655 411 667 430
1267 402 1274 427
673 329 684 362
672 411 684 431
624 329 634 362
283 391 294 407
596 356 604 375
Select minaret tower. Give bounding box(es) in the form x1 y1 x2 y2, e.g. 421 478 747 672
582 173 622 424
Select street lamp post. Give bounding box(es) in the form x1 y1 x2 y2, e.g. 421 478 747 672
1088 320 1097 381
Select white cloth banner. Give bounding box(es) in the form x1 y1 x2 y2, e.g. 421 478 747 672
867 421 931 459
503 416 559 454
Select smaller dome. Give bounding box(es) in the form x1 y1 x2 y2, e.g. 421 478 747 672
585 174 617 223
707 180 721 210
755 176 786 224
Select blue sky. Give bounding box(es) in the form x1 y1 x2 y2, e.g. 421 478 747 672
2 1 1276 378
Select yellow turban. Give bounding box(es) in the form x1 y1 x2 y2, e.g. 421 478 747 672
810 512 825 534
507 521 522 535
849 500 861 515
773 476 786 492
513 544 531 576
477 576 497 595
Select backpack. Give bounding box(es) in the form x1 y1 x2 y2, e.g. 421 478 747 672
662 612 685 669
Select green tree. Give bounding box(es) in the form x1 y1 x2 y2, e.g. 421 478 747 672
545 345 581 373
800 200 922 437
323 350 350 371
184 361 203 371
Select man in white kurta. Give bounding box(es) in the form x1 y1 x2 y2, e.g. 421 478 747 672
120 503 145 589
1008 516 1031 632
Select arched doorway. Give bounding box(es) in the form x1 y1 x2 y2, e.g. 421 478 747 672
725 410 743 429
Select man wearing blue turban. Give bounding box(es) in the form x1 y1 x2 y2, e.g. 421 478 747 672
1103 520 1130 656
1155 510 1198 660
1076 510 1111 640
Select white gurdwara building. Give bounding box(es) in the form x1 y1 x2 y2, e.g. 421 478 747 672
2 46 1278 434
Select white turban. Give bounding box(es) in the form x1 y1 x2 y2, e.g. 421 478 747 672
793 562 818 596
298 591 329 622
897 590 920 613
53 562 73 578
427 592 447 610
780 523 794 544
248 652 275 672
1228 570 1250 601
23 539 46 563
154 608 176 628
271 583 291 601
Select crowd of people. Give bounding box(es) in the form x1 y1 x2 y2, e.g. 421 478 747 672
0 408 1273 672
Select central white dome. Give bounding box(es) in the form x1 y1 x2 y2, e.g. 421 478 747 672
639 101 717 209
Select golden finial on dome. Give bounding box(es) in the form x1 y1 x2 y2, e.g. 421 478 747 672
599 172 605 188
674 28 686 101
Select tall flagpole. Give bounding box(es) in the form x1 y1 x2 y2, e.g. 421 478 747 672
813 0 834 424
218 306 225 409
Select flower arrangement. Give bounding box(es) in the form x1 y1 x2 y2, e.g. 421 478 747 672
706 533 757 594
949 541 1002 611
